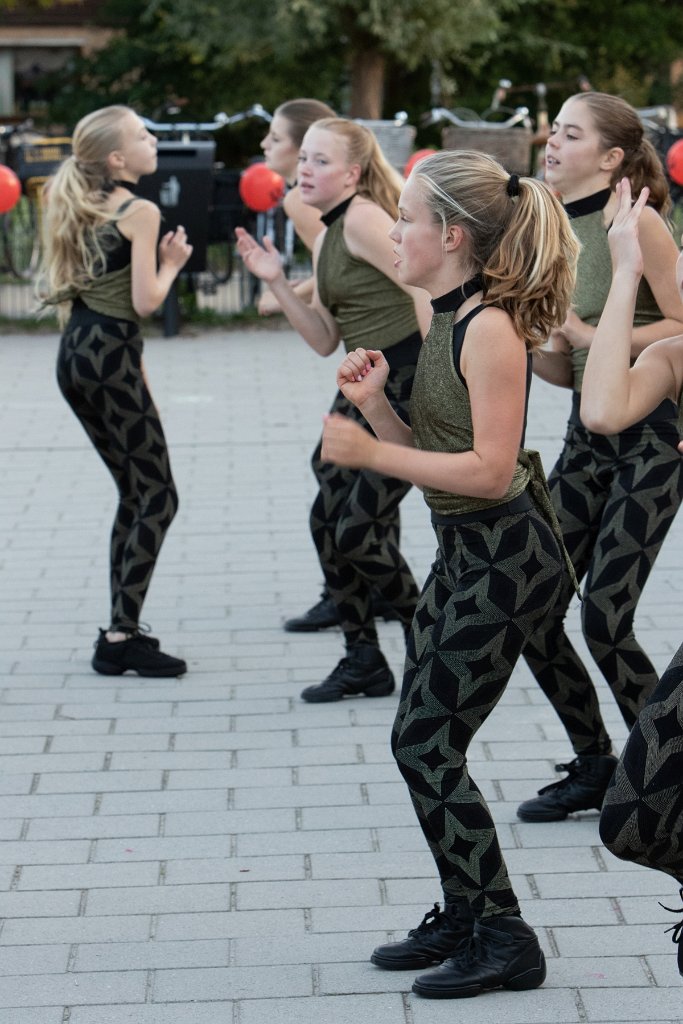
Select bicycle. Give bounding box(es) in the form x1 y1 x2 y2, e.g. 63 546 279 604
0 119 72 280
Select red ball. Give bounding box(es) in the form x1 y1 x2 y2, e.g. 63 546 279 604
404 148 438 178
0 164 21 213
239 162 285 212
666 138 683 187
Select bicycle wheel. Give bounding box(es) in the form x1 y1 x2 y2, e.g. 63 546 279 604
3 194 40 280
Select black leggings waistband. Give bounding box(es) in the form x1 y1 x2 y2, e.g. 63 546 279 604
431 490 533 526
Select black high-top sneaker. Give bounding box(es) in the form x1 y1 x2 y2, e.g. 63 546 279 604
517 753 618 822
659 887 683 977
92 630 187 678
300 643 394 702
412 913 546 998
371 899 474 970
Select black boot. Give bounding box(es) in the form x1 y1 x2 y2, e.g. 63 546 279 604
517 753 618 822
300 644 394 703
284 590 340 632
412 914 546 999
371 900 474 970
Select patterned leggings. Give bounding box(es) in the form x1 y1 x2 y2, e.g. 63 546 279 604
600 643 683 882
310 352 420 648
523 417 683 755
56 308 178 632
393 507 563 918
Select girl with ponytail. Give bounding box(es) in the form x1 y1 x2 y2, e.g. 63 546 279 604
518 92 683 825
319 148 579 998
41 105 192 677
237 117 431 705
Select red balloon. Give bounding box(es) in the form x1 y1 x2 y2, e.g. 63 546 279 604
0 164 21 213
239 162 285 212
404 148 438 178
666 138 683 187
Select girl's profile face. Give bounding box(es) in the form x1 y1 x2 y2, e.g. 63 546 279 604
389 174 448 294
260 113 299 181
111 111 157 182
296 126 360 213
545 98 615 201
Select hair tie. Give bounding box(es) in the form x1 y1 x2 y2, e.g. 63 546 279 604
506 173 520 197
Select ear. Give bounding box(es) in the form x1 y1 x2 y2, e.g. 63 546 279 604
444 223 465 252
106 150 126 175
346 163 362 187
599 146 624 173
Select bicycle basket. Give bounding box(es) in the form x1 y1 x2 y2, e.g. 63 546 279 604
354 120 417 173
441 125 532 175
9 137 72 182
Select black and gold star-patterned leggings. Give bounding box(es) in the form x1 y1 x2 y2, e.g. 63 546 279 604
56 306 178 632
523 414 683 756
393 504 563 918
600 642 683 882
310 335 421 648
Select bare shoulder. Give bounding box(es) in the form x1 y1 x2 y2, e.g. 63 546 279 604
344 198 393 238
116 198 160 239
463 305 526 362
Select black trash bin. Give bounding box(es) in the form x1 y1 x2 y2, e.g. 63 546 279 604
135 139 215 273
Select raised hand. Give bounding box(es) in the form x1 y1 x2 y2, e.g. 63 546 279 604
607 178 650 279
321 413 378 469
158 225 193 270
235 228 284 283
336 347 390 409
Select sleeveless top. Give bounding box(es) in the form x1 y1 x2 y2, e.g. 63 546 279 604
410 299 530 517
568 198 661 392
47 200 139 324
316 201 419 353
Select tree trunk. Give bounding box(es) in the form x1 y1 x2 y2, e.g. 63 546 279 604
348 46 386 118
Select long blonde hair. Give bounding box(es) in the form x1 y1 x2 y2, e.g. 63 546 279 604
312 117 403 219
40 105 134 308
414 150 579 348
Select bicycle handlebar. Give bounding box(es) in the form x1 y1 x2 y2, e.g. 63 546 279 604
423 106 531 130
141 104 272 134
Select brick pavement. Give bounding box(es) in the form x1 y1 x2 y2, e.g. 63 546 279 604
0 325 682 1023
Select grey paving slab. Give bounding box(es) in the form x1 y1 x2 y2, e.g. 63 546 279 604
2 328 683 1023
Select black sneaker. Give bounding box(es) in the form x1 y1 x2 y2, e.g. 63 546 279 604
516 753 618 822
371 900 474 970
659 887 683 976
284 587 402 632
92 629 187 678
284 593 340 632
300 644 394 702
412 914 546 999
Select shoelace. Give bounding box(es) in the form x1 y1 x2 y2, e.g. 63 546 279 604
659 887 683 946
409 902 444 936
537 759 580 794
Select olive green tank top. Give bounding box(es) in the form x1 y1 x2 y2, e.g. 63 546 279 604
570 207 661 391
410 304 530 517
316 211 419 353
44 202 139 323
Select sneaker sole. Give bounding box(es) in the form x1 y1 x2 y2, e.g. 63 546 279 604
92 658 187 678
371 952 444 971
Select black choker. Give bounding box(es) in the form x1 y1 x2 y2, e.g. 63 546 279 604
111 178 143 194
431 275 484 314
321 193 357 226
564 188 611 220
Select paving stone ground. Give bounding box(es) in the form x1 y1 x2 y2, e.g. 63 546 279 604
0 323 682 1024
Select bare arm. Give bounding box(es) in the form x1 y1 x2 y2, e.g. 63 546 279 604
531 329 574 388
258 187 323 315
235 227 341 356
323 308 528 499
344 200 432 338
119 201 192 318
581 181 683 432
